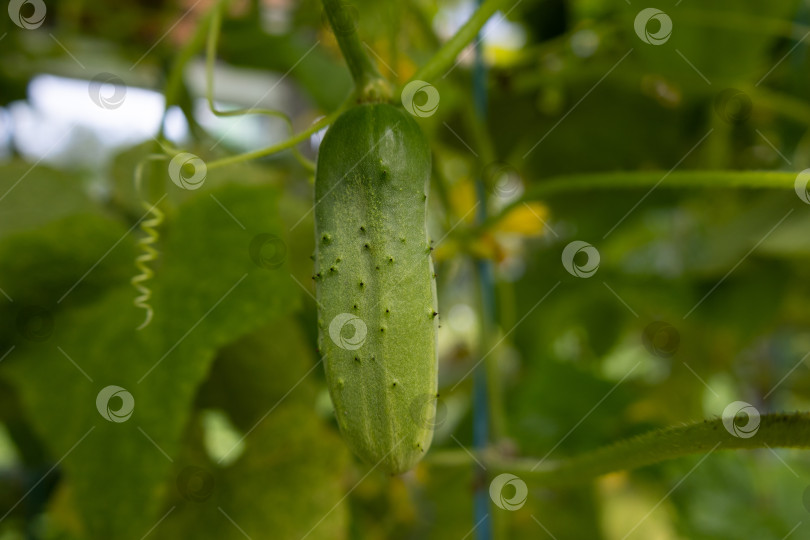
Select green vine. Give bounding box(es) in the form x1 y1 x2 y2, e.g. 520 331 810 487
428 413 810 486
409 0 512 84
205 1 316 172
487 170 799 228
321 0 392 102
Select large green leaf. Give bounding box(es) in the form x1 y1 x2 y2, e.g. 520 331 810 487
152 403 349 540
150 318 350 539
0 161 101 241
0 213 136 348
3 182 299 539
196 319 320 432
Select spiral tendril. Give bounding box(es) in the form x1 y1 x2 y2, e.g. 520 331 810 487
131 199 165 330
128 0 329 329
131 156 167 330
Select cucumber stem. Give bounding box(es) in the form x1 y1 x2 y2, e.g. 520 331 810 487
321 0 392 102
427 412 810 487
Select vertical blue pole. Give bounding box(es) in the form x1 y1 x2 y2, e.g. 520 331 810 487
472 3 493 539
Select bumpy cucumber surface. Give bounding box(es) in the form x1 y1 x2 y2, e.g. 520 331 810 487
314 103 438 474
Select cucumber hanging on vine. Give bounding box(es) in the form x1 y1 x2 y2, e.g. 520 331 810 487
314 103 438 474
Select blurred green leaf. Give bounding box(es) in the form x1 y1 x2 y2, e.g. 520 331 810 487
3 182 300 539
154 403 350 540
625 0 799 89
153 318 350 539
0 212 137 348
0 162 101 241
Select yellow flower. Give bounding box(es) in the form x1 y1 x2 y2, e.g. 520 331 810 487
491 202 549 237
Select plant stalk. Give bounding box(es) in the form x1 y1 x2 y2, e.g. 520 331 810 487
487 170 800 228
409 0 512 84
205 107 346 170
427 413 810 487
158 0 221 140
321 0 391 102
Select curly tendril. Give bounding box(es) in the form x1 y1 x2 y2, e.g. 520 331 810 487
129 0 344 328
131 200 165 330
131 156 168 330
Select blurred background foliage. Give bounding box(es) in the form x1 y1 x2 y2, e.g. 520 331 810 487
2 0 810 538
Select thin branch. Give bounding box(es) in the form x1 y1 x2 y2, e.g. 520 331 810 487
409 0 512 84
427 413 810 487
487 170 798 228
321 0 391 101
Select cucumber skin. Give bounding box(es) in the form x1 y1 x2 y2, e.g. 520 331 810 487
314 103 438 474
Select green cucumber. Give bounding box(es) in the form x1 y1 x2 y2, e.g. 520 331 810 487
314 103 438 474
